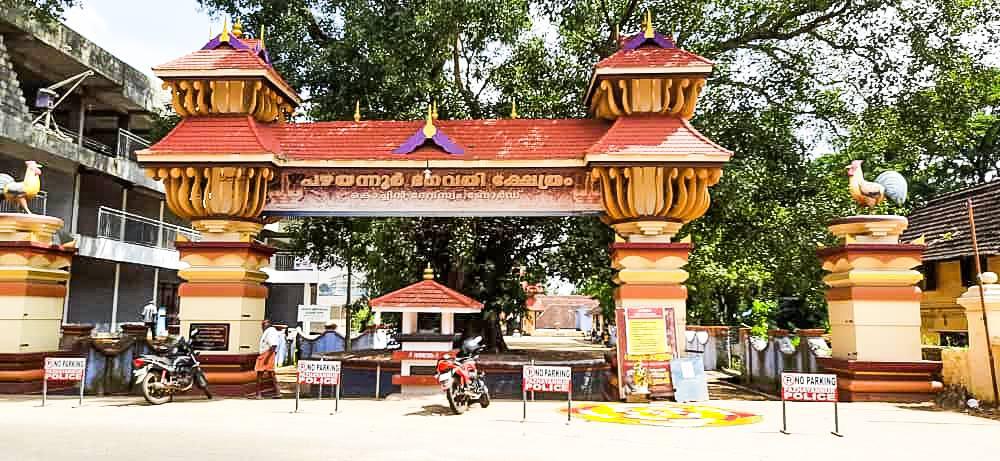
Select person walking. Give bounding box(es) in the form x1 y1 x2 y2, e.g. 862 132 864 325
255 319 282 399
141 299 158 339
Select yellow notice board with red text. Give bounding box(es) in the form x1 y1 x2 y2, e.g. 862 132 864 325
617 307 677 400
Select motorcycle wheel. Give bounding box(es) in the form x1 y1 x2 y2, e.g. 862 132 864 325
446 382 469 415
141 372 172 405
195 369 212 400
478 379 491 408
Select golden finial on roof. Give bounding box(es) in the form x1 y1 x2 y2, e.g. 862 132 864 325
233 20 243 38
354 100 361 122
423 263 435 280
422 102 437 138
510 100 518 119
209 24 213 39
220 18 230 43
259 24 266 48
431 101 439 120
643 10 654 39
910 234 926 245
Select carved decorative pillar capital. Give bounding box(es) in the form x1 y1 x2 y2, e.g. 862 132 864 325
592 165 722 241
147 166 274 223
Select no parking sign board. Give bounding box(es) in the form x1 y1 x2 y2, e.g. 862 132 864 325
295 360 342 414
522 364 573 423
780 372 842 436
42 357 86 407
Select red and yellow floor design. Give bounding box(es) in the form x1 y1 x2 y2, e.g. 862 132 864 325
571 403 762 427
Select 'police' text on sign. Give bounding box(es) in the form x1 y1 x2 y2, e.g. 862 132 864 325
781 372 838 402
297 360 342 385
44 358 86 382
523 365 572 393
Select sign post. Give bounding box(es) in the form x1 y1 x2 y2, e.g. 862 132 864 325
296 360 342 415
42 357 87 408
779 372 841 436
522 364 572 423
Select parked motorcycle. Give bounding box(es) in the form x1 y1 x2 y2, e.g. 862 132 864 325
132 331 212 405
435 336 490 414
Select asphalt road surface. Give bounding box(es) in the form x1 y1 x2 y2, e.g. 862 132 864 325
1 394 997 461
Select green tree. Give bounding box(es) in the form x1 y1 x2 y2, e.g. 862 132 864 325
195 0 1000 335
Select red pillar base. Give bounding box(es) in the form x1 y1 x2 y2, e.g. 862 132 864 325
818 357 943 402
199 353 262 397
0 352 45 393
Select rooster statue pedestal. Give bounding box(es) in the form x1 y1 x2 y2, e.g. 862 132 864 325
0 213 77 393
816 215 942 402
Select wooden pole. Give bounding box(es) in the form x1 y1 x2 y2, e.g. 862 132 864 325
966 198 1000 405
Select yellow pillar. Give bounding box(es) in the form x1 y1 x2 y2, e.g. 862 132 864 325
0 214 76 393
175 219 275 395
956 272 1000 404
817 215 942 402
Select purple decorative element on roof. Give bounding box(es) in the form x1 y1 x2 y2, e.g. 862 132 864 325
201 34 252 51
392 129 465 155
623 32 676 50
199 34 273 65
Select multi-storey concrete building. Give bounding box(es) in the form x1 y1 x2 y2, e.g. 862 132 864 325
0 12 365 335
0 11 194 333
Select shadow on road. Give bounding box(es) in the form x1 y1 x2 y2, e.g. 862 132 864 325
405 404 455 416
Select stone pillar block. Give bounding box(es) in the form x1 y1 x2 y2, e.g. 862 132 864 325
955 272 1000 404
174 222 275 396
817 215 941 402
0 213 76 393
611 241 690 401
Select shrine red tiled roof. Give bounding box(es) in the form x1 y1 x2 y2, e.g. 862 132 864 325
526 295 599 312
596 44 714 70
370 280 484 311
151 115 279 154
586 115 732 157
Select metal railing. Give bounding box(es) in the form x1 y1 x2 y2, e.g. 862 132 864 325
96 206 199 250
0 191 47 215
272 252 316 271
31 115 152 161
117 128 151 161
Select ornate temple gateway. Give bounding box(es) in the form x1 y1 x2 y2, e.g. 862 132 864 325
132 18 730 398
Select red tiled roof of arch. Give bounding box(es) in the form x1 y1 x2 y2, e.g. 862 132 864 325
150 115 279 153
586 115 732 157
153 47 298 103
275 118 609 160
596 45 714 69
369 280 483 310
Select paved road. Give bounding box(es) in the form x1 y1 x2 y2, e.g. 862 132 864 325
1 394 997 461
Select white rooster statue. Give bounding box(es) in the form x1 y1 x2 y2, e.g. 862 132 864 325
0 160 43 214
846 160 908 208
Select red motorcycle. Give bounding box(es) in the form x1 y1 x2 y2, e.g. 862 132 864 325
436 336 490 414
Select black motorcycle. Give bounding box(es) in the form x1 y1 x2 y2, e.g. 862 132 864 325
132 331 212 405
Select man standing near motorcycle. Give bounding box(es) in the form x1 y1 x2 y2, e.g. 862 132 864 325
254 319 282 399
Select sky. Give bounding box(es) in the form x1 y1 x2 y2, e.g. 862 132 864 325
63 0 217 81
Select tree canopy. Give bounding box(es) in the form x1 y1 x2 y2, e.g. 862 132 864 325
187 0 1000 335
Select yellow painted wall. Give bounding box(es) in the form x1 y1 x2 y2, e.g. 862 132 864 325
921 260 970 343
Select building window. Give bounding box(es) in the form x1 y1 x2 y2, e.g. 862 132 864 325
960 255 989 287
417 313 442 333
920 263 938 291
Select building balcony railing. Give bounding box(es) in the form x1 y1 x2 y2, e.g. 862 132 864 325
39 117 151 161
116 128 151 161
272 252 315 271
0 190 47 215
96 206 199 250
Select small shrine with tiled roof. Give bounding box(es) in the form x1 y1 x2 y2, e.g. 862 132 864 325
371 266 482 395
